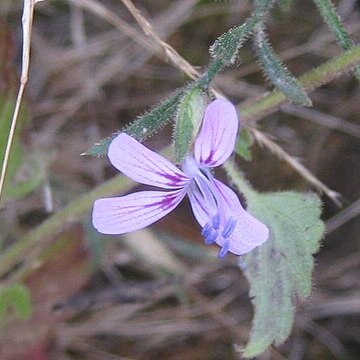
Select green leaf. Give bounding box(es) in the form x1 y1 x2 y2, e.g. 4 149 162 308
241 191 324 357
254 24 312 106
235 128 254 161
86 89 185 156
209 15 260 66
223 163 324 356
0 284 32 320
173 87 207 163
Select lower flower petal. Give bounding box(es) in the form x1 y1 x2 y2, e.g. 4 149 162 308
92 189 186 235
213 179 269 255
187 181 212 227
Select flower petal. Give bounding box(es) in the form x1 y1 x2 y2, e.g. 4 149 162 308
194 99 239 167
92 189 186 234
108 133 190 188
213 179 269 255
187 181 211 226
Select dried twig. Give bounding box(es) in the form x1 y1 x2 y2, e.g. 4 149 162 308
0 0 42 200
282 104 360 138
250 127 343 205
326 196 360 233
120 0 199 79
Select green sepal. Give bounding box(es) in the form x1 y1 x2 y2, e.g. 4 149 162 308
173 87 207 163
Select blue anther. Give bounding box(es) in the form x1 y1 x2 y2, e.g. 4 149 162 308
201 223 212 238
205 229 218 245
221 218 237 238
211 214 221 230
218 240 230 258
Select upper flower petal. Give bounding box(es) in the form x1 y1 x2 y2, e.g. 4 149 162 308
108 133 190 189
213 179 269 255
92 189 186 235
194 99 239 168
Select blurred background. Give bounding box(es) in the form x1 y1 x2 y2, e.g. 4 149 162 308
0 0 359 359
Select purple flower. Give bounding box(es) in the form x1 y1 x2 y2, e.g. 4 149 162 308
92 99 269 257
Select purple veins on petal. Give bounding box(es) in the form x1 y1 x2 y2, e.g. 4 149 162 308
92 189 186 235
155 171 189 187
194 98 239 168
108 133 190 189
151 192 184 210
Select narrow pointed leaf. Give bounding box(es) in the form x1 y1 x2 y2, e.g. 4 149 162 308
254 24 312 106
210 15 260 66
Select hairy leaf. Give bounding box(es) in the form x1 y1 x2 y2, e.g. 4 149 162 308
254 24 312 106
86 89 184 156
241 191 324 357
210 15 260 66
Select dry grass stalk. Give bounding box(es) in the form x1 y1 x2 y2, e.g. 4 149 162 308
0 0 43 200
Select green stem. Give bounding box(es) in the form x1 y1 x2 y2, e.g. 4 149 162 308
241 46 360 124
0 175 133 279
222 160 257 202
